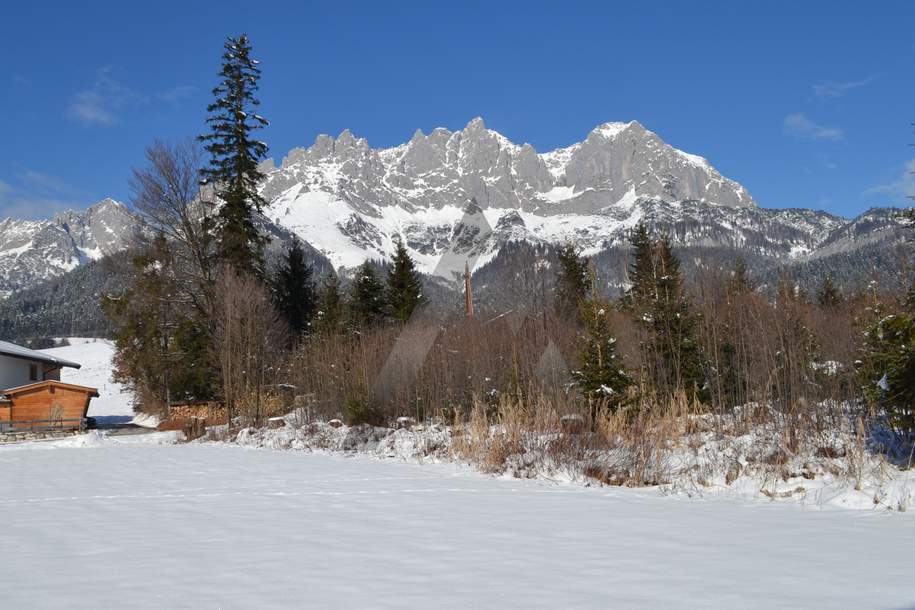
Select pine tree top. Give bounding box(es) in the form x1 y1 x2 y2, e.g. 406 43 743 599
199 34 269 205
198 34 270 276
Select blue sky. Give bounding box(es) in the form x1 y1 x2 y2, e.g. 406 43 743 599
2 0 914 219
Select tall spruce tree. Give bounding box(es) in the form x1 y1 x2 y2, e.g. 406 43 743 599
625 227 707 403
349 262 386 328
385 241 426 324
572 296 632 414
623 222 657 308
315 272 345 334
272 241 315 338
653 236 707 401
555 243 590 319
199 34 269 275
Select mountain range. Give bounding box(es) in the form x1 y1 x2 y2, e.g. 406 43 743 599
0 118 909 317
0 198 135 296
257 118 909 287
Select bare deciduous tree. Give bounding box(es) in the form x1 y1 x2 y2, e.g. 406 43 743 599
213 269 288 425
129 139 217 318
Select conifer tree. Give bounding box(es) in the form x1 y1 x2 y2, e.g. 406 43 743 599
572 297 632 413
555 243 590 319
624 222 656 306
104 234 215 412
860 279 915 433
199 34 269 275
817 276 843 308
625 227 707 403
653 236 707 400
349 262 386 328
272 241 315 338
315 272 345 334
385 241 426 324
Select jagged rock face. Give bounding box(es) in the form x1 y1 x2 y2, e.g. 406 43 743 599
260 118 764 272
264 118 752 218
3 118 909 304
259 117 906 281
557 121 754 211
0 199 136 296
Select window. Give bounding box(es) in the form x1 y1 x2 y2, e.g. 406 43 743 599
29 363 38 382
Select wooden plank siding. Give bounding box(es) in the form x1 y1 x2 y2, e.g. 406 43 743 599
1 381 98 431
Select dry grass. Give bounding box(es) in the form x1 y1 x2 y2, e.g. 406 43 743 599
444 388 878 490
269 268 911 489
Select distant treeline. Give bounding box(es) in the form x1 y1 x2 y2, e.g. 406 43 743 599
0 233 909 344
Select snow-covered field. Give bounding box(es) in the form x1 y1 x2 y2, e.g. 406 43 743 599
41 338 137 421
1 434 913 609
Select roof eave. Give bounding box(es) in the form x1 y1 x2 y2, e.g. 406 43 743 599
2 352 82 369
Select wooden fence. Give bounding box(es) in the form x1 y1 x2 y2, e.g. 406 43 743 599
0 418 87 433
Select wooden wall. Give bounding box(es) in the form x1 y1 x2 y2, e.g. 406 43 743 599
8 383 94 430
0 404 10 431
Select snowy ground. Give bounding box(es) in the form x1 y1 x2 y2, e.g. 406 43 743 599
41 338 139 423
1 435 913 609
236 418 915 513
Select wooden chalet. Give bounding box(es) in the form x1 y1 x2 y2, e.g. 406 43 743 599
0 341 97 432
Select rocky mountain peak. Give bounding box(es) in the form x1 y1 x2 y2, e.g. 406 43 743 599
588 120 639 141
463 116 487 133
0 198 135 296
251 117 907 279
5 118 903 302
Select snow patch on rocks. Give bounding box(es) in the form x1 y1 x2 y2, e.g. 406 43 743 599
233 421 452 461
227 412 915 513
0 429 183 451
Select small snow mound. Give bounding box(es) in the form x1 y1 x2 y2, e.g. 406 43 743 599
131 413 160 428
68 430 108 448
0 430 108 452
233 420 452 461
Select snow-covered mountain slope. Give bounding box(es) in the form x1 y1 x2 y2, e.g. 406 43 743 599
1 118 907 302
258 118 904 282
40 338 133 418
0 199 135 296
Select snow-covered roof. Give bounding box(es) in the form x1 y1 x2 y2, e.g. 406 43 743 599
0 340 81 369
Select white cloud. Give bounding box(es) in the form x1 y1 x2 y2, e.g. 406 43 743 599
813 77 873 98
783 113 844 141
159 85 196 104
864 159 915 201
0 171 84 220
67 69 194 125
67 68 144 126
22 170 73 193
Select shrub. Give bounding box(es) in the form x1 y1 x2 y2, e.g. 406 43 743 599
344 398 386 427
861 308 915 432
